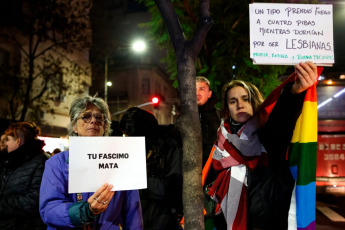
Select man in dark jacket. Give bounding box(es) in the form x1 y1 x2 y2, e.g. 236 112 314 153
196 76 220 175
196 76 221 230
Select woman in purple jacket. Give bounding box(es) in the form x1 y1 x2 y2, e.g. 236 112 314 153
39 95 143 230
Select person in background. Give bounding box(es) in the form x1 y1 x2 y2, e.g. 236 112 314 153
0 122 47 229
196 76 221 229
120 107 183 230
196 76 220 171
0 133 6 151
43 151 51 158
110 120 123 136
50 148 61 156
39 95 143 230
208 62 318 230
0 133 7 164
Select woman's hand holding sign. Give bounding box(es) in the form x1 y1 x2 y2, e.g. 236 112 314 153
292 61 318 94
88 183 115 215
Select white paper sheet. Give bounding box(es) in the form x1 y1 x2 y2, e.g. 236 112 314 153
249 3 334 66
68 136 147 193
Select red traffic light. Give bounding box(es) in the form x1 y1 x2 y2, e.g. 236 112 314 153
151 96 161 109
151 96 159 104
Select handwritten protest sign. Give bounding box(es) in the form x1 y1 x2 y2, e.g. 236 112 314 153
68 136 147 193
249 3 334 66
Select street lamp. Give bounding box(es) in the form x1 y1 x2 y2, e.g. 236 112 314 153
105 39 147 105
131 39 147 53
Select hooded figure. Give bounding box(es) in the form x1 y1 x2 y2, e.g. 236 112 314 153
120 107 183 230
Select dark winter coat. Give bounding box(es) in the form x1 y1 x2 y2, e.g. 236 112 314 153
140 125 183 230
0 149 7 167
120 107 183 230
198 94 220 186
0 139 47 230
247 82 306 230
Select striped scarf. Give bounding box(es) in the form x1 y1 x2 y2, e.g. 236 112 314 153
207 117 267 230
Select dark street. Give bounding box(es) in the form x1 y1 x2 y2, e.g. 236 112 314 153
316 194 345 230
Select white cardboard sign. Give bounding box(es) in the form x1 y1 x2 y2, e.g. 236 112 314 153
249 3 334 66
68 136 147 193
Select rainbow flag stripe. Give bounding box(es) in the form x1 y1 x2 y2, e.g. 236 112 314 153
288 73 320 230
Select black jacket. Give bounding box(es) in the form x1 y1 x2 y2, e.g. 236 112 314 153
120 107 183 230
140 124 183 230
199 94 220 186
248 82 306 230
0 139 47 230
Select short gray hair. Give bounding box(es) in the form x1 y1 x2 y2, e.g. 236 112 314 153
67 95 112 136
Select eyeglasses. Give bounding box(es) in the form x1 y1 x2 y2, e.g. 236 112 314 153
79 112 105 124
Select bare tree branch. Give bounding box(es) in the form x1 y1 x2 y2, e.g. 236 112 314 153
154 0 185 54
30 77 49 102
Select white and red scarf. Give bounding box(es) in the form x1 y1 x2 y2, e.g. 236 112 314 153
207 116 268 230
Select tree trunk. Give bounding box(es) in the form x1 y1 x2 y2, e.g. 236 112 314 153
154 1 212 229
176 53 204 229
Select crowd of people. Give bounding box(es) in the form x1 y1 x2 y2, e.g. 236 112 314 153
0 61 319 230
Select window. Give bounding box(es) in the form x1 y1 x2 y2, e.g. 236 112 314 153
142 78 150 95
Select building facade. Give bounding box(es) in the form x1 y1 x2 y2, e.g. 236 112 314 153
89 0 179 125
107 63 179 124
0 0 92 139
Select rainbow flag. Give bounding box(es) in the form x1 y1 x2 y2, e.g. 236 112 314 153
287 67 323 230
